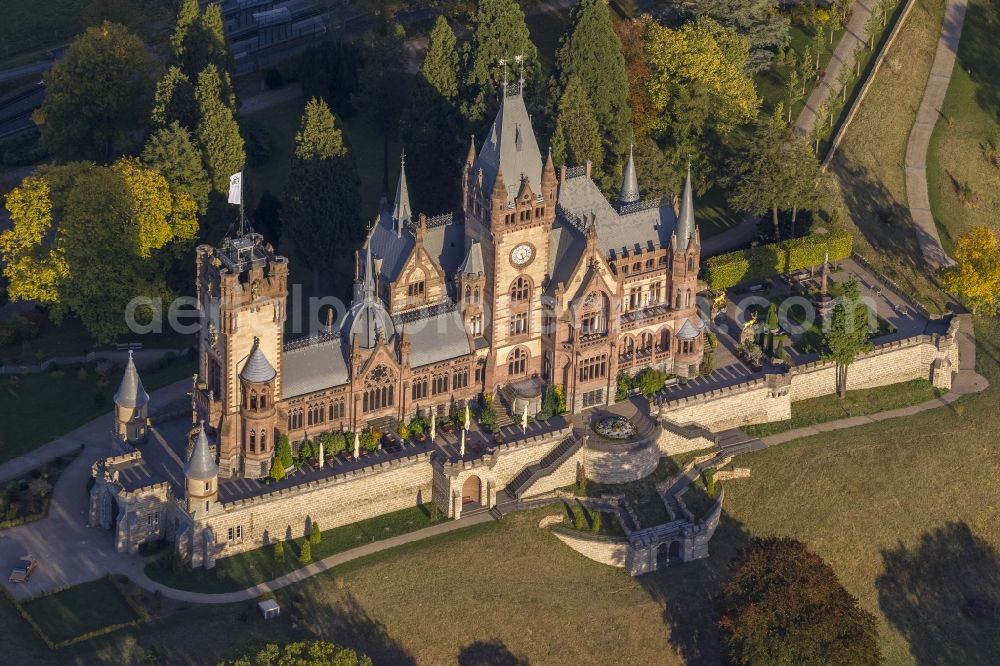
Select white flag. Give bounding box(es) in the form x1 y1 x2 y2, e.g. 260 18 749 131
227 171 242 205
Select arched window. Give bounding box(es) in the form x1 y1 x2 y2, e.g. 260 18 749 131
260 432 267 452
260 392 267 409
249 430 256 453
659 329 670 351
632 262 641 273
646 259 654 269
687 255 694 272
675 290 682 309
250 390 257 410
621 336 635 360
685 289 691 307
510 277 530 303
465 285 471 304
642 332 653 350
474 287 480 304
507 347 528 376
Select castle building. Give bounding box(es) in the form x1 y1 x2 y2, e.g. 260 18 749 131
88 82 711 567
193 80 703 479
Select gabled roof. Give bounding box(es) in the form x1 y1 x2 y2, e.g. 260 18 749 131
114 351 149 409
396 306 473 368
474 83 543 205
185 423 218 481
282 335 350 398
240 340 276 383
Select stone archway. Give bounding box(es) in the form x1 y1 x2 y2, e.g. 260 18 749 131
462 475 482 505
656 542 670 568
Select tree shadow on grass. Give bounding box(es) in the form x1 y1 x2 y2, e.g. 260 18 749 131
635 513 752 665
458 639 530 666
957 2 1000 125
877 521 1000 664
290 591 416 665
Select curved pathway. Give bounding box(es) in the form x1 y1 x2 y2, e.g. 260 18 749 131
904 0 968 269
795 0 875 137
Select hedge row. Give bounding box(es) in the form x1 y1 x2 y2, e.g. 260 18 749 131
704 231 853 291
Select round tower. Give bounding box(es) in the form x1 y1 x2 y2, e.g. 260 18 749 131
114 350 149 445
239 338 278 479
185 421 219 517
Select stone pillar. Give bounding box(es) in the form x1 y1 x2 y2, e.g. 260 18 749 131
486 479 496 508
452 490 463 520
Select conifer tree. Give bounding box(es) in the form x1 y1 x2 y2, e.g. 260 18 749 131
283 98 362 291
421 16 459 101
310 521 321 544
461 0 537 125
299 539 312 563
551 76 603 178
142 121 211 214
151 66 198 130
194 65 245 193
269 456 286 480
675 0 790 72
274 540 284 559
170 0 199 59
185 3 229 77
555 0 632 164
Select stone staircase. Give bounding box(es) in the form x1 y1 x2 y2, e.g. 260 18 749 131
502 434 586 500
494 386 518 428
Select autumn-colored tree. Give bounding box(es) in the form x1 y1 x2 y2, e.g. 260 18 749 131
0 178 68 304
721 537 881 665
940 226 1000 315
613 17 655 140
36 22 155 163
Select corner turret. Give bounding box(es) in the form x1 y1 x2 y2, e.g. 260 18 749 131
114 350 149 446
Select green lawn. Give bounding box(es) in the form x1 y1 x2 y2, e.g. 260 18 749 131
20 577 139 646
0 357 196 463
562 501 627 537
145 504 447 593
828 0 951 314
756 23 848 118
679 472 720 521
743 378 940 437
925 0 1000 254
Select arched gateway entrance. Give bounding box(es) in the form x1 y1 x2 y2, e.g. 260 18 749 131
461 475 482 505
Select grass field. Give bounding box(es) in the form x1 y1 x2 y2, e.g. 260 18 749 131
756 23 848 118
743 378 940 437
925 0 1000 254
0 357 196 463
145 505 446 593
829 0 951 313
20 577 139 645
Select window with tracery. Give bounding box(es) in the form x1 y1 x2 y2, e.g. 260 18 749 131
510 276 531 303
507 347 528 376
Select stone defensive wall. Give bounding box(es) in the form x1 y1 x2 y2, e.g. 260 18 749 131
658 319 959 432
550 524 630 567
583 435 660 485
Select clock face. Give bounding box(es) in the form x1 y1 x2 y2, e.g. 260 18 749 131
510 243 534 267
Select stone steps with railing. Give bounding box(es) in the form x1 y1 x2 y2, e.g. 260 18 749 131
503 434 587 500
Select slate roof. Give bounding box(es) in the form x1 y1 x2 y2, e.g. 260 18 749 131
366 209 415 283
676 163 696 251
474 83 543 205
240 342 276 383
281 335 350 398
114 351 149 409
557 174 677 260
458 240 485 275
421 219 466 276
397 306 472 368
392 152 412 229
619 144 639 205
342 249 396 349
547 223 587 293
185 424 218 481
677 317 705 340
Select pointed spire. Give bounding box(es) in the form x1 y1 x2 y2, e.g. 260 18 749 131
676 162 696 251
115 350 149 409
362 248 376 300
392 150 412 235
466 135 477 166
458 240 485 276
542 145 556 189
185 421 218 481
618 144 639 206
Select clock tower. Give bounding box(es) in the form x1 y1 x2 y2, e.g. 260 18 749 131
463 79 557 395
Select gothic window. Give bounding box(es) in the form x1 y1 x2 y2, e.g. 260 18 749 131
659 329 670 352
465 285 471 304
509 312 528 336
507 347 528 376
474 287 480 304
620 336 635 361
675 290 682 309
659 256 667 266
329 400 345 420
412 378 428 400
249 430 256 453
646 259 654 270
685 289 692 307
260 432 267 452
641 332 653 350
407 281 425 298
622 264 629 274
363 365 396 413
687 255 694 272
250 390 258 410
650 282 662 304
432 374 449 395
510 277 530 303
629 287 642 311
260 392 267 409
632 262 641 273
453 367 469 390
475 360 486 383
469 314 483 336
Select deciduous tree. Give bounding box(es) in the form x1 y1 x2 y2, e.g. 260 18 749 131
225 640 372 666
823 277 873 398
673 0 790 72
555 0 632 163
614 16 655 140
940 226 1000 315
36 22 155 163
721 537 881 665
0 177 67 304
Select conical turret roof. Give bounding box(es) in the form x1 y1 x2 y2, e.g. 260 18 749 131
392 151 412 233
458 240 485 275
240 339 276 383
114 351 149 409
676 163 696 251
618 144 639 206
185 422 218 481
